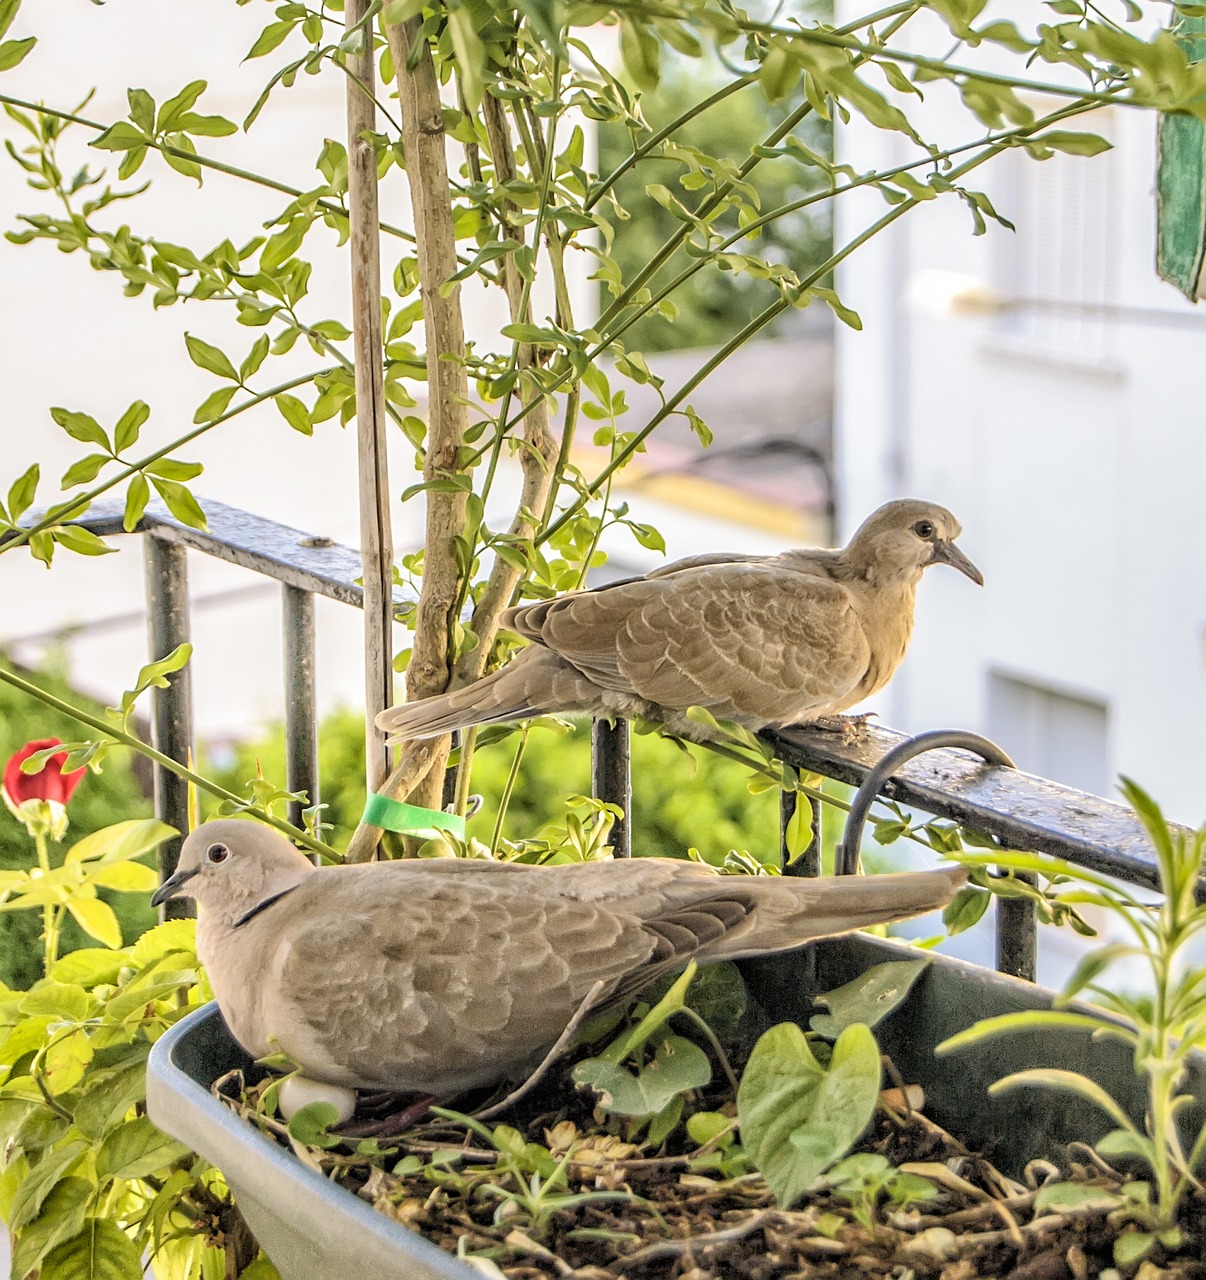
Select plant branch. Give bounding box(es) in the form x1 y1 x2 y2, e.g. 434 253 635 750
0 666 337 859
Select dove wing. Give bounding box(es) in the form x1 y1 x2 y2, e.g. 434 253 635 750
515 563 871 722
266 868 659 1092
260 859 767 1093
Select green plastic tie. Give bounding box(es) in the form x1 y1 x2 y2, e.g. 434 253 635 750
361 794 466 840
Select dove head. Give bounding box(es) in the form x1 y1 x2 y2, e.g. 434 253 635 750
150 819 315 926
844 498 983 588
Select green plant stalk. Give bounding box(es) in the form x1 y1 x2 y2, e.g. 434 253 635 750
584 0 923 211
0 92 418 245
634 96 1106 326
453 725 479 819
0 368 330 556
32 829 60 972
601 0 1139 106
539 96 1093 545
593 0 923 341
467 35 1070 481
491 725 530 855
0 666 337 859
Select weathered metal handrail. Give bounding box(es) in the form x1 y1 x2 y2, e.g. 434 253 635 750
10 497 1183 985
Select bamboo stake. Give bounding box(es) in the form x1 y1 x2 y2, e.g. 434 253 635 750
345 0 394 797
345 15 470 860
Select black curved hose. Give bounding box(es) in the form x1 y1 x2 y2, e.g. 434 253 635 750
836 729 1016 876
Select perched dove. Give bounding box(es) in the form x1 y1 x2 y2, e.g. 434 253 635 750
376 498 982 744
153 819 967 1095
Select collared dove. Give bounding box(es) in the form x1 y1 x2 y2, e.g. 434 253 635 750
153 820 967 1095
376 498 982 744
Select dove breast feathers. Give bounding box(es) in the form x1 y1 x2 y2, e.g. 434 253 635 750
194 850 967 1096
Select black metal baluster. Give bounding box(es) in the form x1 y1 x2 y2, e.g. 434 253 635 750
145 535 195 920
996 873 1038 982
592 718 631 858
781 788 822 877
282 585 319 853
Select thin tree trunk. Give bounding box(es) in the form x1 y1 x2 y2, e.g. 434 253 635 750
453 93 559 686
346 15 469 860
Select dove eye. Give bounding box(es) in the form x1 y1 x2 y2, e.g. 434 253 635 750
913 519 935 539
206 843 230 864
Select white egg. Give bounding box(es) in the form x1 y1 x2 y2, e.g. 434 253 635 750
277 1074 358 1124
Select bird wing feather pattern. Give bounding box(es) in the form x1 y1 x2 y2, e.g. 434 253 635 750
512 563 872 723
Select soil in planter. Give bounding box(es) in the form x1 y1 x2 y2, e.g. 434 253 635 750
219 1058 1206 1280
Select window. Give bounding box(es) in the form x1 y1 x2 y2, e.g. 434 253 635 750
987 671 1110 797
992 112 1117 362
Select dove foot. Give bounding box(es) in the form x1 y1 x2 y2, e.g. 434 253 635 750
336 1093 438 1139
807 713 875 742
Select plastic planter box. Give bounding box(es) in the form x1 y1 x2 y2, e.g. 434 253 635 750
147 934 1206 1280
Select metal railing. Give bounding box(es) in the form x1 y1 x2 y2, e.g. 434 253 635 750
12 497 1198 979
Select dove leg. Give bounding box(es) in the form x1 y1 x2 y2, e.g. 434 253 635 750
808 713 876 743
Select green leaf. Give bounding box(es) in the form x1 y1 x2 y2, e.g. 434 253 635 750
66 819 176 867
1113 1232 1155 1269
0 35 35 71
785 795 814 861
9 1140 87 1229
287 1101 343 1149
145 458 203 482
193 385 237 424
1028 130 1112 158
10 1177 92 1280
246 19 296 59
130 919 196 968
41 1218 144 1280
123 474 149 533
572 1035 711 1118
989 1069 1138 1134
937 1010 1120 1055
53 526 114 558
274 392 313 436
89 122 147 153
150 477 207 529
113 401 150 453
738 1022 881 1208
88 863 158 893
184 334 239 381
19 983 95 1022
155 79 205 132
51 408 109 448
126 88 155 133
809 959 929 1038
605 962 697 1063
1034 1182 1122 1212
943 885 990 936
8 462 39 521
0 0 21 41
96 1116 190 1180
65 898 123 949
49 949 126 988
74 1063 149 1142
1095 1127 1153 1167
240 334 270 381
60 454 110 489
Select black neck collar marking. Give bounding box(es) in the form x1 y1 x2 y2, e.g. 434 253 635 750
233 885 301 930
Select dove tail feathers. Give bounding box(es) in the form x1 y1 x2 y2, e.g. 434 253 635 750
374 647 594 743
718 866 967 960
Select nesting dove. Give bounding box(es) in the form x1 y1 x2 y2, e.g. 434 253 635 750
153 819 967 1096
376 498 982 745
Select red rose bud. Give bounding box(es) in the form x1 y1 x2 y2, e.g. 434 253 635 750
3 738 86 808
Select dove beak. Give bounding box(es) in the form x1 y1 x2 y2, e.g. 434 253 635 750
930 540 984 586
151 865 199 908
